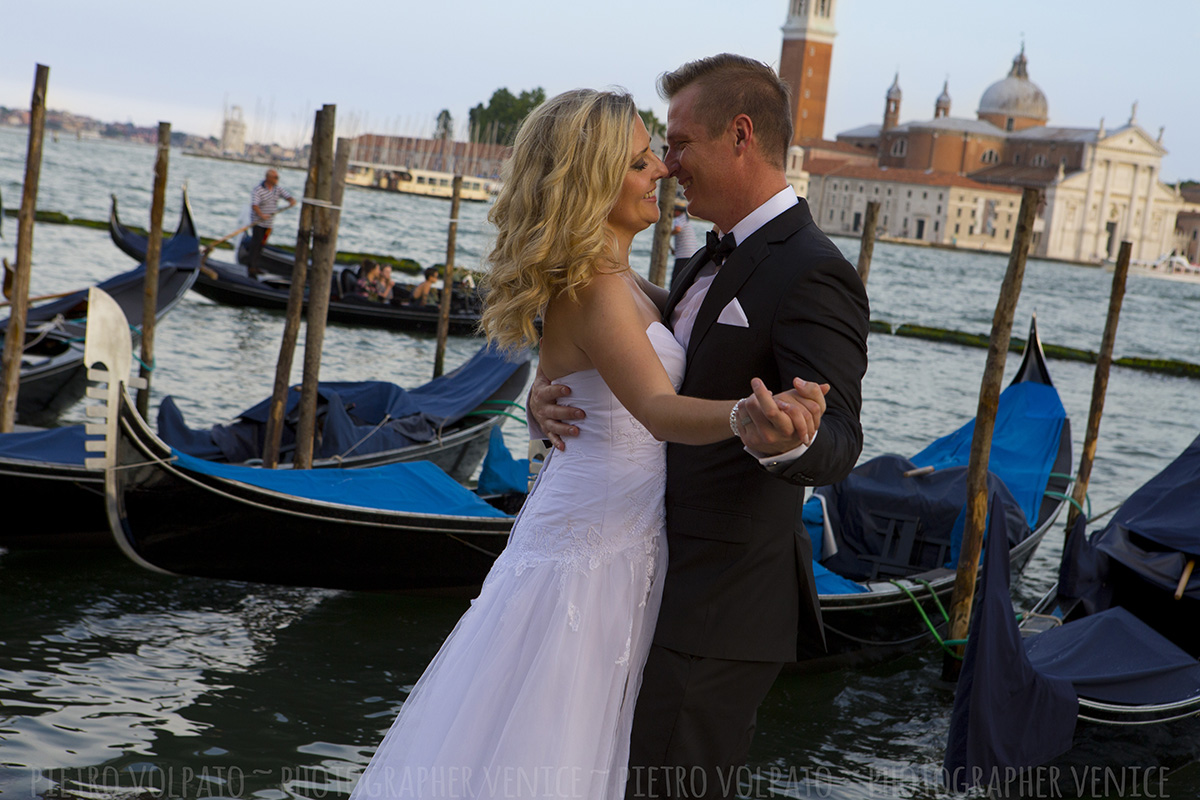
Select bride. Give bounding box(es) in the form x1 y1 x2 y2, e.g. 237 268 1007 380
349 89 817 799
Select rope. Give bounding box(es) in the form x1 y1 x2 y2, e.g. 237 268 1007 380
888 580 962 659
1044 490 1084 516
462 409 527 425
333 415 393 460
476 399 527 413
301 197 343 210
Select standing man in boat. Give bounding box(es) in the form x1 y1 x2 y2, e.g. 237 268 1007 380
247 169 296 277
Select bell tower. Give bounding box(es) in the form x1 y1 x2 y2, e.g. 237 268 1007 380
779 0 837 143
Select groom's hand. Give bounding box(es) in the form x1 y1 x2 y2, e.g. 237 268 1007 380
739 377 828 455
528 368 585 451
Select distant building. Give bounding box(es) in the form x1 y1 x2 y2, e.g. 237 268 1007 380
221 106 246 155
779 0 837 142
773 0 1198 263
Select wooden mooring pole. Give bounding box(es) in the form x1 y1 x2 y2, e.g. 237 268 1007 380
294 131 348 470
136 121 171 418
433 175 462 378
0 64 49 432
941 186 1040 682
1065 240 1132 535
648 176 678 288
262 106 327 468
856 201 881 287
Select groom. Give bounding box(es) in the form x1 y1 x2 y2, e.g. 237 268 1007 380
532 54 869 797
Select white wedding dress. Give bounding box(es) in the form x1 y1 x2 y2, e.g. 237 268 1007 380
351 322 685 799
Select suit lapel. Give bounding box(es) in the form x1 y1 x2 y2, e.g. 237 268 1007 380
684 202 813 364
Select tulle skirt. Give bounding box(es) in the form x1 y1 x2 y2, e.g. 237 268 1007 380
350 538 666 800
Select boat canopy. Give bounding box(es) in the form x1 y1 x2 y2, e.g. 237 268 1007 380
169 449 510 518
1090 433 1200 596
807 380 1065 592
160 344 529 464
0 425 91 466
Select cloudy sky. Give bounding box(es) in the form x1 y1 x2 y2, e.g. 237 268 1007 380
3 0 1196 180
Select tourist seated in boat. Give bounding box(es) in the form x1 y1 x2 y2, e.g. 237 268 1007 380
376 264 395 303
355 259 383 302
410 267 440 306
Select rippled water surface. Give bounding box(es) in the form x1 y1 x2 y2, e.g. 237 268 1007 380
3 129 1200 799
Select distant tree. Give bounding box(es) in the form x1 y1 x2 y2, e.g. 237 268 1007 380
434 109 454 141
468 87 546 145
638 108 665 139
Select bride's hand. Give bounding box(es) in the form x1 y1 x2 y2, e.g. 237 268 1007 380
738 378 829 454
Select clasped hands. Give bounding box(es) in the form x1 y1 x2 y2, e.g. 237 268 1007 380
529 373 829 456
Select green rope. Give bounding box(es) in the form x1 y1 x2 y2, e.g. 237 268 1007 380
1044 490 1085 517
913 578 951 623
462 409 527 426
888 580 962 660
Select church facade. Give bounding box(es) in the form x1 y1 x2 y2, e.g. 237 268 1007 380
776 0 1198 264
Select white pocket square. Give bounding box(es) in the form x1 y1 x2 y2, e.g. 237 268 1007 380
716 297 749 327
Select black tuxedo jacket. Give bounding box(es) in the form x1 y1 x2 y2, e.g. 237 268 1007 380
656 198 869 663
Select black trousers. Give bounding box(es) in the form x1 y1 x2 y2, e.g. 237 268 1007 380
626 644 784 799
247 225 271 275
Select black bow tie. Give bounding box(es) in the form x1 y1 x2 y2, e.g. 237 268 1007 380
705 231 736 266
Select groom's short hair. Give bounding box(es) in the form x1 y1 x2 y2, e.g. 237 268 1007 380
658 53 793 170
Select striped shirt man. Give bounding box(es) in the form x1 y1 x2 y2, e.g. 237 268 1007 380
251 172 295 228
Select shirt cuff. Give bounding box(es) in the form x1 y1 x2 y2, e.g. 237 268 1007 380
745 429 818 472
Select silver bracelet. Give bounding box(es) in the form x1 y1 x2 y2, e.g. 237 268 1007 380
729 398 745 438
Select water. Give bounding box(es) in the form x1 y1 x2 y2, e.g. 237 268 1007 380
3 128 1200 798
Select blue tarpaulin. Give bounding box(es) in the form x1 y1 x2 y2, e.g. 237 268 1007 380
477 427 529 496
0 425 93 466
170 449 510 518
159 344 529 464
807 379 1064 594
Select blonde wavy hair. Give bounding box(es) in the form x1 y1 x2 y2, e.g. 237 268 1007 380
481 89 637 351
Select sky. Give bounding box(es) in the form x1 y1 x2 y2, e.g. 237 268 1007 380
3 0 1197 181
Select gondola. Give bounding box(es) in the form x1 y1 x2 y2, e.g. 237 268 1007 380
1 309 531 551
943 434 1200 791
1019 433 1200 724
795 316 1073 670
87 287 526 591
109 193 485 335
1 237 200 424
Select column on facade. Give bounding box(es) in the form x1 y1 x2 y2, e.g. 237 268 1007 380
1124 162 1142 256
1075 145 1098 260
1093 159 1115 260
1138 165 1156 261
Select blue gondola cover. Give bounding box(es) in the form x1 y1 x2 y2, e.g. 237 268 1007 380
944 495 1078 791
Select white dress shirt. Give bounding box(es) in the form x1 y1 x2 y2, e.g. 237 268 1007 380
669 186 814 467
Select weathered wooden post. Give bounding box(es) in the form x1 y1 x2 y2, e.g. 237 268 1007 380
856 201 881 286
433 175 462 378
648 176 678 288
1065 240 1132 535
263 106 327 468
0 64 49 432
136 121 171 417
941 186 1040 682
294 130 349 470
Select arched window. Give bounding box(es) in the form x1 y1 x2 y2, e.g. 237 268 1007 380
981 149 999 165
1032 154 1047 167
890 138 907 157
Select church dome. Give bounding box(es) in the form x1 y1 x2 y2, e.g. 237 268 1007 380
978 47 1047 122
